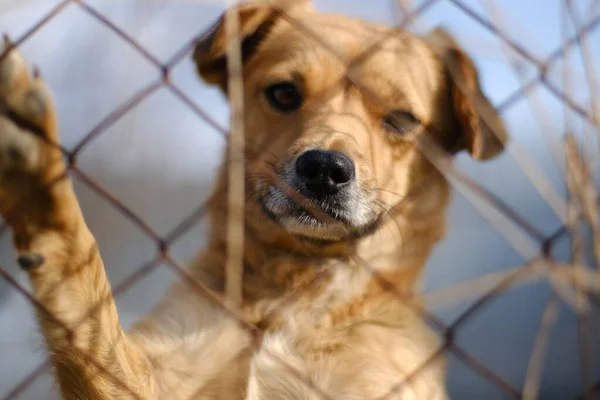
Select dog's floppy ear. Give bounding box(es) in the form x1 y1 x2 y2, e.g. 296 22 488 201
193 0 312 90
426 27 508 161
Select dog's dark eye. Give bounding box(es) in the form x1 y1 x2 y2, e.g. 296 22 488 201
382 110 420 135
264 82 303 113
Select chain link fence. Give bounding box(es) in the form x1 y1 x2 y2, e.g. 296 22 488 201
0 0 599 399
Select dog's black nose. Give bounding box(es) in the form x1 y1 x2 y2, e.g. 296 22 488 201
295 150 355 196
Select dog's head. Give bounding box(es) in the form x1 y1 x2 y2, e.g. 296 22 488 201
194 0 507 245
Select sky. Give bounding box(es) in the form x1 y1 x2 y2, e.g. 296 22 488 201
0 0 599 399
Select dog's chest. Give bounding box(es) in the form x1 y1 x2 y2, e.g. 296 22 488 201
247 263 373 347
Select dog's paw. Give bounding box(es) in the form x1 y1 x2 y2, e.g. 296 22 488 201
0 35 58 178
0 36 68 233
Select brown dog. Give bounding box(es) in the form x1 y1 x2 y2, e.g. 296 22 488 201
0 0 507 398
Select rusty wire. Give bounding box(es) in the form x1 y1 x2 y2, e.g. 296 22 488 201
0 0 599 399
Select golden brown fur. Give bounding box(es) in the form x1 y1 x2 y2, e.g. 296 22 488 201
0 1 507 398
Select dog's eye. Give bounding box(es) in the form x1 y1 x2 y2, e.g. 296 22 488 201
264 82 303 113
382 110 420 135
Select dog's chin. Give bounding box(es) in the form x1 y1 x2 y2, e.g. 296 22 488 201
258 191 380 244
279 215 351 242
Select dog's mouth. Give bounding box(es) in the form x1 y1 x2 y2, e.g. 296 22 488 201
257 183 381 243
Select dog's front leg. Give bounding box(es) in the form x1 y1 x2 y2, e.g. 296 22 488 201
0 40 151 399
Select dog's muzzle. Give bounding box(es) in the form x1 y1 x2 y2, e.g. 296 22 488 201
257 149 380 242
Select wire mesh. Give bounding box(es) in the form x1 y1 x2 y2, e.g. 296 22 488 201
0 0 599 399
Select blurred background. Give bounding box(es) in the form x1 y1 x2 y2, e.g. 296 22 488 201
0 0 599 398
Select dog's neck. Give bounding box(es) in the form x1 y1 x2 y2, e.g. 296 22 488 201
196 170 450 309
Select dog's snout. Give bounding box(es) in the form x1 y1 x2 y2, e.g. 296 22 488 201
295 150 355 196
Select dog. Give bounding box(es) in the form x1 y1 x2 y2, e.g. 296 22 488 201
0 0 507 398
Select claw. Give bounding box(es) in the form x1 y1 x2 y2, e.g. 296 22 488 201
33 65 40 79
17 252 45 271
2 34 11 47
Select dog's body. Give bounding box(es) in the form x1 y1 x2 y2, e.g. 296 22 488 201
0 1 507 398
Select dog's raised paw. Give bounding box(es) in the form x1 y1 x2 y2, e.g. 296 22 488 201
0 35 56 176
